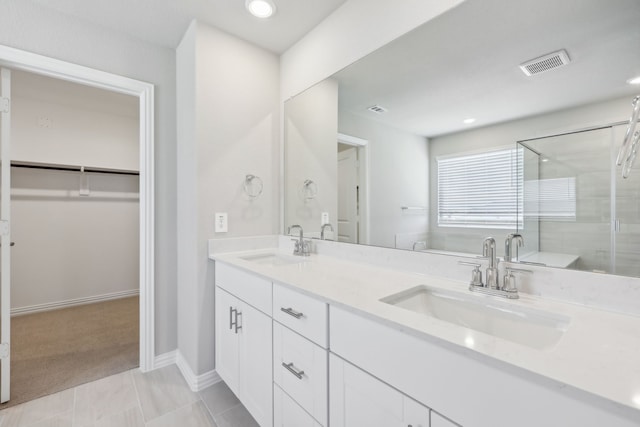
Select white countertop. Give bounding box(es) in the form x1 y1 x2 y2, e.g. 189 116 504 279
210 248 640 415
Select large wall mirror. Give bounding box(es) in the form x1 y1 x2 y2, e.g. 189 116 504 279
284 0 640 277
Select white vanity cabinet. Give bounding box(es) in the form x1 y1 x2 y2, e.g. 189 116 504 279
215 263 273 427
431 412 460 427
272 283 328 426
330 354 429 427
273 384 322 427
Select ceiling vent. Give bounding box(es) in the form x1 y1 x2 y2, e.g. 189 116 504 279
367 105 388 114
519 49 571 76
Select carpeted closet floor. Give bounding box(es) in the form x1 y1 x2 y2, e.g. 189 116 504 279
1 296 139 409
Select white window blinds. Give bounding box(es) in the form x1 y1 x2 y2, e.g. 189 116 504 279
437 148 523 228
524 177 576 220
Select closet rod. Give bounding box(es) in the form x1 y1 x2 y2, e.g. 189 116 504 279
10 163 139 176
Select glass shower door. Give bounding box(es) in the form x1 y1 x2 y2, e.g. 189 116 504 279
0 67 11 403
613 124 640 276
518 127 613 273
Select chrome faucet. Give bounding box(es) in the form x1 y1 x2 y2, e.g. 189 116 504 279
483 237 499 289
287 225 310 256
504 233 524 262
459 236 532 299
320 223 334 240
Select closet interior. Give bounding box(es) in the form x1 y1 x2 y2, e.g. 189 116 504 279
3 69 140 407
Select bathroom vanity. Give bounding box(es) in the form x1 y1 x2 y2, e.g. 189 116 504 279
210 241 640 427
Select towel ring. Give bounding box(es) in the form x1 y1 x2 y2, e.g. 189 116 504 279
302 179 318 200
243 174 263 199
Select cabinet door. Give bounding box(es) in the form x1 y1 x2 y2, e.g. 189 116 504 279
239 302 273 427
330 354 405 427
215 287 240 395
431 411 460 427
274 384 322 427
405 397 430 427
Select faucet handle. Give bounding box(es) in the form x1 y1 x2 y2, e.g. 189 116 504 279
502 267 532 292
458 261 483 286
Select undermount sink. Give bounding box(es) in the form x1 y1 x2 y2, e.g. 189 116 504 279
380 285 570 350
239 252 306 266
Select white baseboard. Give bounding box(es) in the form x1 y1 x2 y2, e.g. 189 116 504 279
176 350 221 392
11 289 140 316
153 350 177 369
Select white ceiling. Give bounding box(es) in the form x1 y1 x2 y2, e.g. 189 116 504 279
333 0 640 138
28 0 347 53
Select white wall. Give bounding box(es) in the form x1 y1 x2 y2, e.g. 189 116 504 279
177 21 280 375
428 96 632 257
10 90 139 312
285 79 338 234
11 168 139 312
339 110 429 249
12 96 139 171
0 1 177 355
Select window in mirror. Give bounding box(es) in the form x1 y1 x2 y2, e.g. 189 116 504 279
437 147 523 229
524 177 576 221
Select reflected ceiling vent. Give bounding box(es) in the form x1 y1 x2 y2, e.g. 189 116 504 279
519 49 571 76
367 104 388 114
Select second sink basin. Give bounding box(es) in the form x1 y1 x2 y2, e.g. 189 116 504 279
239 252 306 266
380 285 570 350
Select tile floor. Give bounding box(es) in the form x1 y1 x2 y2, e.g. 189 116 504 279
0 365 259 427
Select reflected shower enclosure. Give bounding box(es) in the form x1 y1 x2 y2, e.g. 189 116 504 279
518 125 640 276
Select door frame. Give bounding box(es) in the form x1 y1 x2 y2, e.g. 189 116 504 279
0 44 156 372
338 133 369 245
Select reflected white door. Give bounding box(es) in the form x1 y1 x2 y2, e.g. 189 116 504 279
0 67 11 403
338 147 358 243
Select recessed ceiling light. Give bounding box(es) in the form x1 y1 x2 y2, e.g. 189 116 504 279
463 118 476 124
627 75 640 85
245 0 276 18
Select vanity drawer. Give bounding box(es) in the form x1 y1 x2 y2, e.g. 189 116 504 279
273 283 328 347
273 321 328 426
215 262 272 315
274 384 322 427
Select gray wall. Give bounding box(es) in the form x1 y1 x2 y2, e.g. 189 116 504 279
339 110 429 249
0 0 178 355
285 79 338 234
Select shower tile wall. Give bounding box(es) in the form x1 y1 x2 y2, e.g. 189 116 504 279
525 125 640 276
534 129 612 272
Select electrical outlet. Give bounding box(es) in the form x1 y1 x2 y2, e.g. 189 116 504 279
215 212 228 233
321 212 329 225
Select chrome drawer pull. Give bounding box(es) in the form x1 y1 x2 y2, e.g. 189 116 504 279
235 310 242 333
282 362 305 379
280 307 304 319
230 307 242 333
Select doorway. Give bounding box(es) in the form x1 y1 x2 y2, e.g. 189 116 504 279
0 46 154 405
337 133 369 245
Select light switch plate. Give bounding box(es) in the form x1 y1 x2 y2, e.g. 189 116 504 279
215 212 228 233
